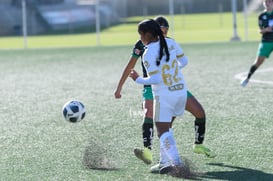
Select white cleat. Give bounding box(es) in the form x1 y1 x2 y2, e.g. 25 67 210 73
150 161 172 174
240 77 249 87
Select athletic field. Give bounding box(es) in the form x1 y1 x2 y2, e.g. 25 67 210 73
0 41 273 181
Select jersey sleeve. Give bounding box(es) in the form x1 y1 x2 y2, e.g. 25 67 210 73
135 73 160 85
258 13 264 29
174 40 188 69
135 48 161 85
132 40 145 58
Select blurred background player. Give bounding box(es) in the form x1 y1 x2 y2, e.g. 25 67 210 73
241 0 273 87
114 16 216 166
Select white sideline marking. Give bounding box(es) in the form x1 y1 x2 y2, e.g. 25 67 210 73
234 68 273 85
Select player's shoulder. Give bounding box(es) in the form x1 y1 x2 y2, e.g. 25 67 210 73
258 10 268 18
165 37 178 46
166 37 174 41
134 40 143 47
132 40 145 57
144 42 158 55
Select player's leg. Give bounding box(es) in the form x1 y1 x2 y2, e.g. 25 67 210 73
186 91 216 158
157 125 183 174
134 87 153 164
241 56 266 86
151 118 175 173
156 121 183 174
186 91 205 144
142 99 153 149
154 95 186 174
248 56 266 78
241 42 272 87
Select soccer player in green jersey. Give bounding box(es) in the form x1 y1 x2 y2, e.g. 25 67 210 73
114 16 216 169
241 0 273 86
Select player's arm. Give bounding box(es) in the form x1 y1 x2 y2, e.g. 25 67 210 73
130 51 160 85
258 16 273 34
115 56 138 98
174 40 188 69
115 40 144 98
177 53 188 69
130 69 160 85
260 26 273 34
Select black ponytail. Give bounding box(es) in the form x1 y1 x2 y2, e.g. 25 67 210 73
156 27 170 66
138 19 170 66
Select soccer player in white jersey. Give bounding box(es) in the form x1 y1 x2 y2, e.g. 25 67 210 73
129 19 188 174
115 16 215 169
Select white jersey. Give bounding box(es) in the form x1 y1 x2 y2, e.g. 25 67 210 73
135 38 188 122
172 38 188 69
140 38 187 96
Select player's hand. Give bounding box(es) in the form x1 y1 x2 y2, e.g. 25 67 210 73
260 27 272 34
129 69 139 81
114 89 122 99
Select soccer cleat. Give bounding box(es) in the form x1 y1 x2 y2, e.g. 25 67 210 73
240 77 249 87
159 162 185 175
150 163 163 173
151 158 174 173
193 144 216 158
134 147 152 165
150 162 170 173
159 164 174 174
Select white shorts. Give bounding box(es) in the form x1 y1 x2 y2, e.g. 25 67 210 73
153 93 187 123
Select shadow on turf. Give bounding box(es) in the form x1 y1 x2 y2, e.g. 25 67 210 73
203 163 273 181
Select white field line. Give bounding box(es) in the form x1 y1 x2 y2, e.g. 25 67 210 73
234 67 273 85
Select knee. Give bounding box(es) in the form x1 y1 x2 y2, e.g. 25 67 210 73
144 108 153 118
188 106 206 118
196 109 206 119
143 100 153 118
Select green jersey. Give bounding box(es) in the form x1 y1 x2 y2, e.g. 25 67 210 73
259 10 273 42
132 40 150 88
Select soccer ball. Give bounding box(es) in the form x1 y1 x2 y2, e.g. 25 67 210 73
62 100 86 123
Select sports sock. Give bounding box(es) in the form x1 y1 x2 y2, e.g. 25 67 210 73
160 131 182 165
159 128 174 164
194 117 206 144
159 144 169 164
142 117 153 149
247 65 257 79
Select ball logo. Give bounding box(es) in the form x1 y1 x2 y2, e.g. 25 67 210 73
62 100 86 123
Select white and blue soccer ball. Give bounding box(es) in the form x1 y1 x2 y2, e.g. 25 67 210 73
62 100 86 123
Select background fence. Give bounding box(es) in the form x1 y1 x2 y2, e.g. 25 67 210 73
0 0 263 48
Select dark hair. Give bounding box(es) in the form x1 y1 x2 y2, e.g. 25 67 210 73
154 16 169 28
138 19 170 66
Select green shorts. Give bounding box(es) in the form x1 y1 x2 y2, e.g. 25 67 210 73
257 42 273 58
143 87 194 100
143 87 153 100
187 90 194 98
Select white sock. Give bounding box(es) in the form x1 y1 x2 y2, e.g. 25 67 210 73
160 131 182 166
169 128 174 135
159 144 169 164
